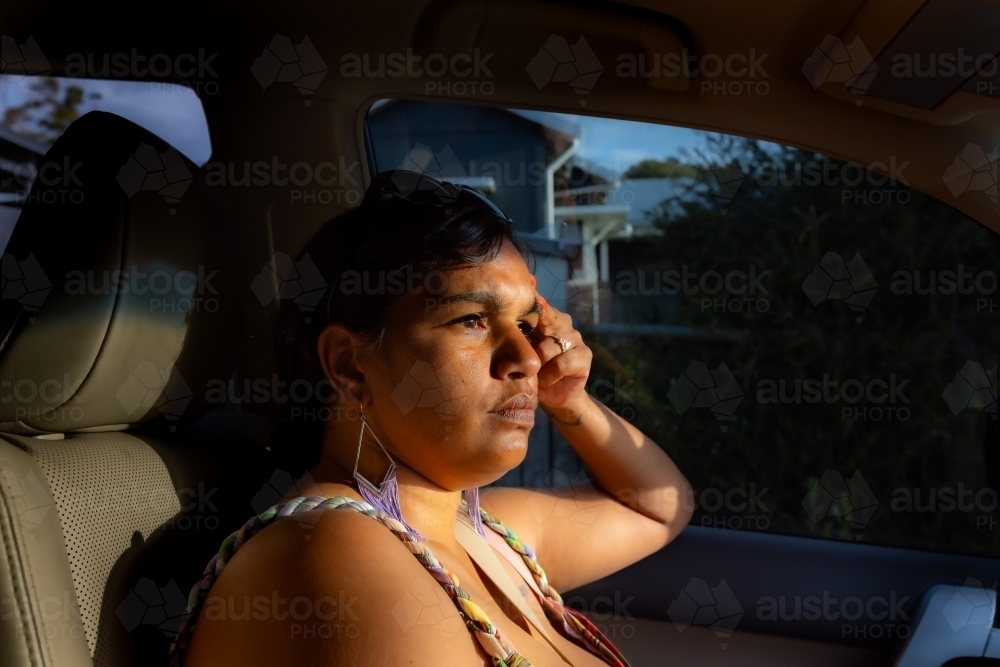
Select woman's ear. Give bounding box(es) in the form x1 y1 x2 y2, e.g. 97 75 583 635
317 324 367 406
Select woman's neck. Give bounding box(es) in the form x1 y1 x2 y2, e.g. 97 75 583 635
308 424 463 545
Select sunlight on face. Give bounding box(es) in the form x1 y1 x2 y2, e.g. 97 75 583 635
364 239 542 491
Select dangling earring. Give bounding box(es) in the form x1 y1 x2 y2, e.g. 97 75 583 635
353 405 417 534
463 487 486 537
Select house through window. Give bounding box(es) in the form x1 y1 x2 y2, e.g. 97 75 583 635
366 98 999 558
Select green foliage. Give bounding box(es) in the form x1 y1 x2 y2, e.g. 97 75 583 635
3 78 99 143
585 135 1000 556
624 157 699 180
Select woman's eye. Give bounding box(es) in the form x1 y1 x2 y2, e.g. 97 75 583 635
455 314 484 329
450 315 537 338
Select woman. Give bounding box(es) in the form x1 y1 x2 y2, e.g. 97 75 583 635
172 170 693 666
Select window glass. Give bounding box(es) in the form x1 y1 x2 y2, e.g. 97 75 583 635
366 99 1000 558
0 75 211 250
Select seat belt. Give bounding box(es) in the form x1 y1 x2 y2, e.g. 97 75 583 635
482 528 545 601
455 513 577 666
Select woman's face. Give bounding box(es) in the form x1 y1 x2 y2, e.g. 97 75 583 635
359 238 543 491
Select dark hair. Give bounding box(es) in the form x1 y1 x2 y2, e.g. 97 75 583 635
268 187 532 476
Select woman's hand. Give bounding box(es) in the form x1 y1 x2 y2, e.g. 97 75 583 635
529 292 594 418
478 274 692 593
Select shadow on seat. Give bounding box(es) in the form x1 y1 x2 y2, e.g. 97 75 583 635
0 111 279 667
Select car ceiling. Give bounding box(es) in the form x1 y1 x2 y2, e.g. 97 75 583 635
2 0 998 238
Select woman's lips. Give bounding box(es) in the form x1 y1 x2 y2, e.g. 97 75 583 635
490 393 537 426
489 407 536 426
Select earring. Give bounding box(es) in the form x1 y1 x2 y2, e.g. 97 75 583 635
354 405 417 534
463 487 486 537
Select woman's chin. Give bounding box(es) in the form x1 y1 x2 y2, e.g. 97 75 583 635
491 432 528 474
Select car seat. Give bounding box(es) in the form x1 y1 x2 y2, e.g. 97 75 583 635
0 111 272 667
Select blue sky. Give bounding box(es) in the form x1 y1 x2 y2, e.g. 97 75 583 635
2 76 709 174
0 76 211 164
512 108 710 176
557 112 707 167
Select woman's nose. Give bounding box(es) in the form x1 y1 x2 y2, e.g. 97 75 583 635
492 326 541 380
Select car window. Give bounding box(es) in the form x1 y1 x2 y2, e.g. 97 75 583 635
0 74 211 251
366 98 999 558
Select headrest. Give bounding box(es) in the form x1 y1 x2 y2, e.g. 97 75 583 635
0 111 241 434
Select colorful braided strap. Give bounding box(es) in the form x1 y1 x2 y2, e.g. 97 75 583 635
477 505 630 667
167 496 629 667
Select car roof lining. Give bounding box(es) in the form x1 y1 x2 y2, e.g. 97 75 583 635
3 1 997 231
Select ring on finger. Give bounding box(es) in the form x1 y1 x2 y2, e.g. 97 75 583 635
548 335 572 354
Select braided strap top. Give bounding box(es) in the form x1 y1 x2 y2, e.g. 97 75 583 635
168 495 630 667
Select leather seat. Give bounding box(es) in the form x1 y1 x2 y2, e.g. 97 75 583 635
0 112 269 667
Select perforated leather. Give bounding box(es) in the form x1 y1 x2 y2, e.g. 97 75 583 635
0 427 263 667
0 436 93 667
20 434 181 660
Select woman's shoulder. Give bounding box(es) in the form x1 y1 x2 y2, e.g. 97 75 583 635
244 502 414 562
183 504 479 666
211 505 426 608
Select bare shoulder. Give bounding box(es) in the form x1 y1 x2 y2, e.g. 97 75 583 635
183 508 482 667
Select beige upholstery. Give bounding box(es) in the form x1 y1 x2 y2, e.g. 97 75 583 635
0 112 258 667
0 436 91 667
0 426 266 667
0 112 241 435
11 433 189 665
19 434 179 659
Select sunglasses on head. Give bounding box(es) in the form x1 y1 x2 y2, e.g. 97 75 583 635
361 169 513 223
324 169 514 325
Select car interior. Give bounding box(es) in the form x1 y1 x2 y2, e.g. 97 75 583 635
0 1 998 666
